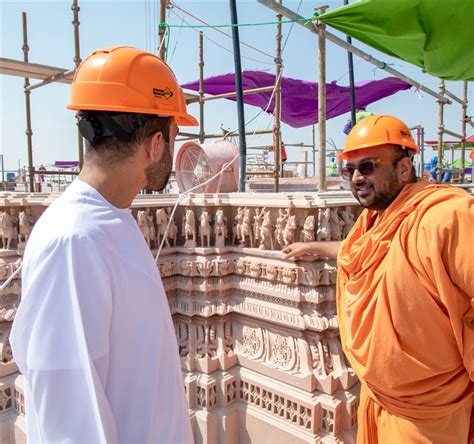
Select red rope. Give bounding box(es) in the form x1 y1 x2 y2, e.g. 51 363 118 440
170 1 274 60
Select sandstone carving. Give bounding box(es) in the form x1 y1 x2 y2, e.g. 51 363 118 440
300 214 315 242
199 208 212 248
316 208 331 242
214 208 227 248
182 208 197 248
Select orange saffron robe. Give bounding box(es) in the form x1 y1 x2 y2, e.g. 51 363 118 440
337 182 473 443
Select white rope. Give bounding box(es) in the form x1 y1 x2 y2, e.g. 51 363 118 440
154 68 284 261
0 72 284 290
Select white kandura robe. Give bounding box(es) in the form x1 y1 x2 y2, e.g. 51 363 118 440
10 179 193 444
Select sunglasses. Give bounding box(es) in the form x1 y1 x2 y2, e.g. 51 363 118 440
341 157 403 180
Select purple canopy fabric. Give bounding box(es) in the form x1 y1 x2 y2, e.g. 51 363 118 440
181 71 411 128
53 161 79 169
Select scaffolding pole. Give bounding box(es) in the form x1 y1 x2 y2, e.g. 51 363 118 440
273 3 283 192
22 12 34 193
198 31 205 144
317 6 328 191
159 0 167 60
229 0 247 192
436 80 445 182
460 81 468 183
71 0 84 169
257 0 457 105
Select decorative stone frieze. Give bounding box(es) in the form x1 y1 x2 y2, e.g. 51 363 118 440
1 191 361 443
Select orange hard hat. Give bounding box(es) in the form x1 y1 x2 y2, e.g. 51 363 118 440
338 115 419 160
67 46 198 126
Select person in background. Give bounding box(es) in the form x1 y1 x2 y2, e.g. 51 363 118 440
284 115 473 443
328 157 338 176
11 46 198 443
343 105 373 135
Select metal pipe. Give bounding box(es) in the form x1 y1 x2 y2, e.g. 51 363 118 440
437 80 445 182
26 69 75 91
460 81 468 183
71 0 84 170
273 4 283 192
229 0 247 192
198 31 205 144
159 0 167 60
420 126 425 179
246 170 274 175
257 0 459 105
343 0 356 126
31 170 79 176
442 128 463 139
312 124 316 176
317 6 328 191
22 12 34 193
176 128 273 141
202 85 274 102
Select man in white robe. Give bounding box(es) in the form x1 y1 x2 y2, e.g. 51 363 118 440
11 46 198 443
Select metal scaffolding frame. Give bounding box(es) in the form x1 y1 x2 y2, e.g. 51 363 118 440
258 0 470 188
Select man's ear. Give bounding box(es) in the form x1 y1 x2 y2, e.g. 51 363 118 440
399 156 413 180
147 131 165 162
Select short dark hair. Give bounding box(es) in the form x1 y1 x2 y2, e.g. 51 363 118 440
83 112 171 164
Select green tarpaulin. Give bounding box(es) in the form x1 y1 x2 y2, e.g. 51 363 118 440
319 0 474 81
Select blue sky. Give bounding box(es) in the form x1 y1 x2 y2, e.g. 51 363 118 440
1 0 472 171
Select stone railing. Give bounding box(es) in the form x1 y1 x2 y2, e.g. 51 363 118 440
0 190 360 444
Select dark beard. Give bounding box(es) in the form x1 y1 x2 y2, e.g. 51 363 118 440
144 143 172 191
352 168 402 211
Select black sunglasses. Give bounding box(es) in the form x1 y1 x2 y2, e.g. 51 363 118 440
341 156 403 180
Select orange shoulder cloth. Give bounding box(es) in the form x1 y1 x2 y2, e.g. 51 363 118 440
337 181 473 421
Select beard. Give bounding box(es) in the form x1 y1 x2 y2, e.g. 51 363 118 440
350 168 402 211
144 142 172 192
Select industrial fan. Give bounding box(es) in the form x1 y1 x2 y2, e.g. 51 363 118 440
175 140 239 193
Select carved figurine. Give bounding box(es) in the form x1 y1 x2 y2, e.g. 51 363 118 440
177 323 189 357
1 210 17 250
214 208 227 248
259 209 274 250
155 208 169 247
274 209 289 247
239 207 254 248
300 214 315 242
282 214 297 247
224 322 234 355
329 208 344 241
195 324 206 358
208 325 218 358
165 207 178 247
182 208 197 248
339 206 355 239
137 209 155 248
316 208 331 242
18 209 34 244
199 208 212 248
197 260 213 277
232 207 243 245
253 207 265 248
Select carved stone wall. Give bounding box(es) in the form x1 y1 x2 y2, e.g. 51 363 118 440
0 191 360 443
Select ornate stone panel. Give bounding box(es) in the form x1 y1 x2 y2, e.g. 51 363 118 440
1 192 360 443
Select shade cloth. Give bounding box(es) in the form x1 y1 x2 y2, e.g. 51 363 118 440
181 72 411 128
53 161 79 169
319 0 474 81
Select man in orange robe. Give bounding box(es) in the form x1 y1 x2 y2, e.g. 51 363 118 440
284 115 473 443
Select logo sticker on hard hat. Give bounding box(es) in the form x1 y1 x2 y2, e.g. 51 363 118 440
153 87 174 99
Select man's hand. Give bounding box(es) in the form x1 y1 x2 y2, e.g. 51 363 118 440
282 242 317 261
282 241 341 261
